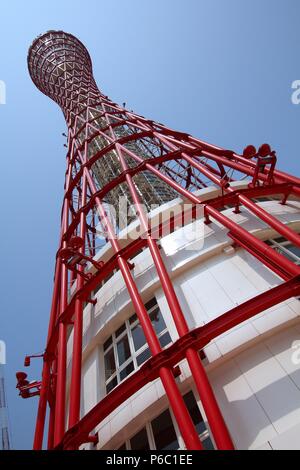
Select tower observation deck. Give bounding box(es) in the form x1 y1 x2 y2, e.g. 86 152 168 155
24 30 300 450
28 31 177 228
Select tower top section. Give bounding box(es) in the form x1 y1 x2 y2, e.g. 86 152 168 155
28 30 93 106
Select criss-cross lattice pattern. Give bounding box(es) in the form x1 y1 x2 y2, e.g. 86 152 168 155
27 31 300 452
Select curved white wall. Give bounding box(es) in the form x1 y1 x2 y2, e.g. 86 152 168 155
66 189 300 450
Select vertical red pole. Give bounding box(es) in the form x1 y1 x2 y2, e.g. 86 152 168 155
47 359 57 449
81 166 203 450
47 405 55 450
149 241 234 449
33 247 62 448
68 168 87 427
116 144 234 449
237 193 300 248
124 153 300 277
53 299 67 445
178 150 300 248
53 165 71 446
33 362 50 450
27 31 300 452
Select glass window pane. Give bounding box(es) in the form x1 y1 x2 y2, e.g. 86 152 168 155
115 323 126 338
202 436 214 450
131 323 146 351
150 307 167 335
119 361 134 380
117 335 131 366
136 348 151 366
104 349 116 380
130 427 150 450
103 336 112 351
183 391 206 436
106 376 118 393
287 244 300 259
151 409 179 450
159 332 172 348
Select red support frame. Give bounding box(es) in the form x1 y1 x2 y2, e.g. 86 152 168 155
26 30 300 451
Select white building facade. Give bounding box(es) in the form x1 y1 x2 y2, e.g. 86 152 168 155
66 183 300 451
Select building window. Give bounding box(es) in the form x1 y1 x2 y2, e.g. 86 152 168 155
265 236 300 265
118 390 214 450
183 391 214 450
103 298 171 394
129 427 150 451
151 409 179 450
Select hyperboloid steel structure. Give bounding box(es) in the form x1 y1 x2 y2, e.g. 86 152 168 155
22 30 300 450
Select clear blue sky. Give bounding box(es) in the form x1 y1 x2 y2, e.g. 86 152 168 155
0 0 299 449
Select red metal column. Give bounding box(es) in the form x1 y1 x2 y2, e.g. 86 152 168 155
33 260 61 449
57 276 300 450
68 154 88 428
53 164 71 446
53 281 68 446
26 31 300 452
47 359 57 449
121 148 300 278
150 133 300 249
33 154 70 449
81 164 203 450
47 404 55 450
115 143 234 449
33 361 50 450
237 193 300 247
177 150 300 248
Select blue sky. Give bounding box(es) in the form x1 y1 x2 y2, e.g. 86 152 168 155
0 0 299 449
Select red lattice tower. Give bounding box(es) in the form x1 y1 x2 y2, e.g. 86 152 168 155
24 30 300 450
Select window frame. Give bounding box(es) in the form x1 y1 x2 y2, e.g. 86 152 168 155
266 236 300 265
117 388 215 450
103 298 171 394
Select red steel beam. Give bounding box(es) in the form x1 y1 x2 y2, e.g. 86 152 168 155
57 275 300 449
115 142 233 449
27 32 300 452
68 161 88 428
78 153 203 450
53 159 73 447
